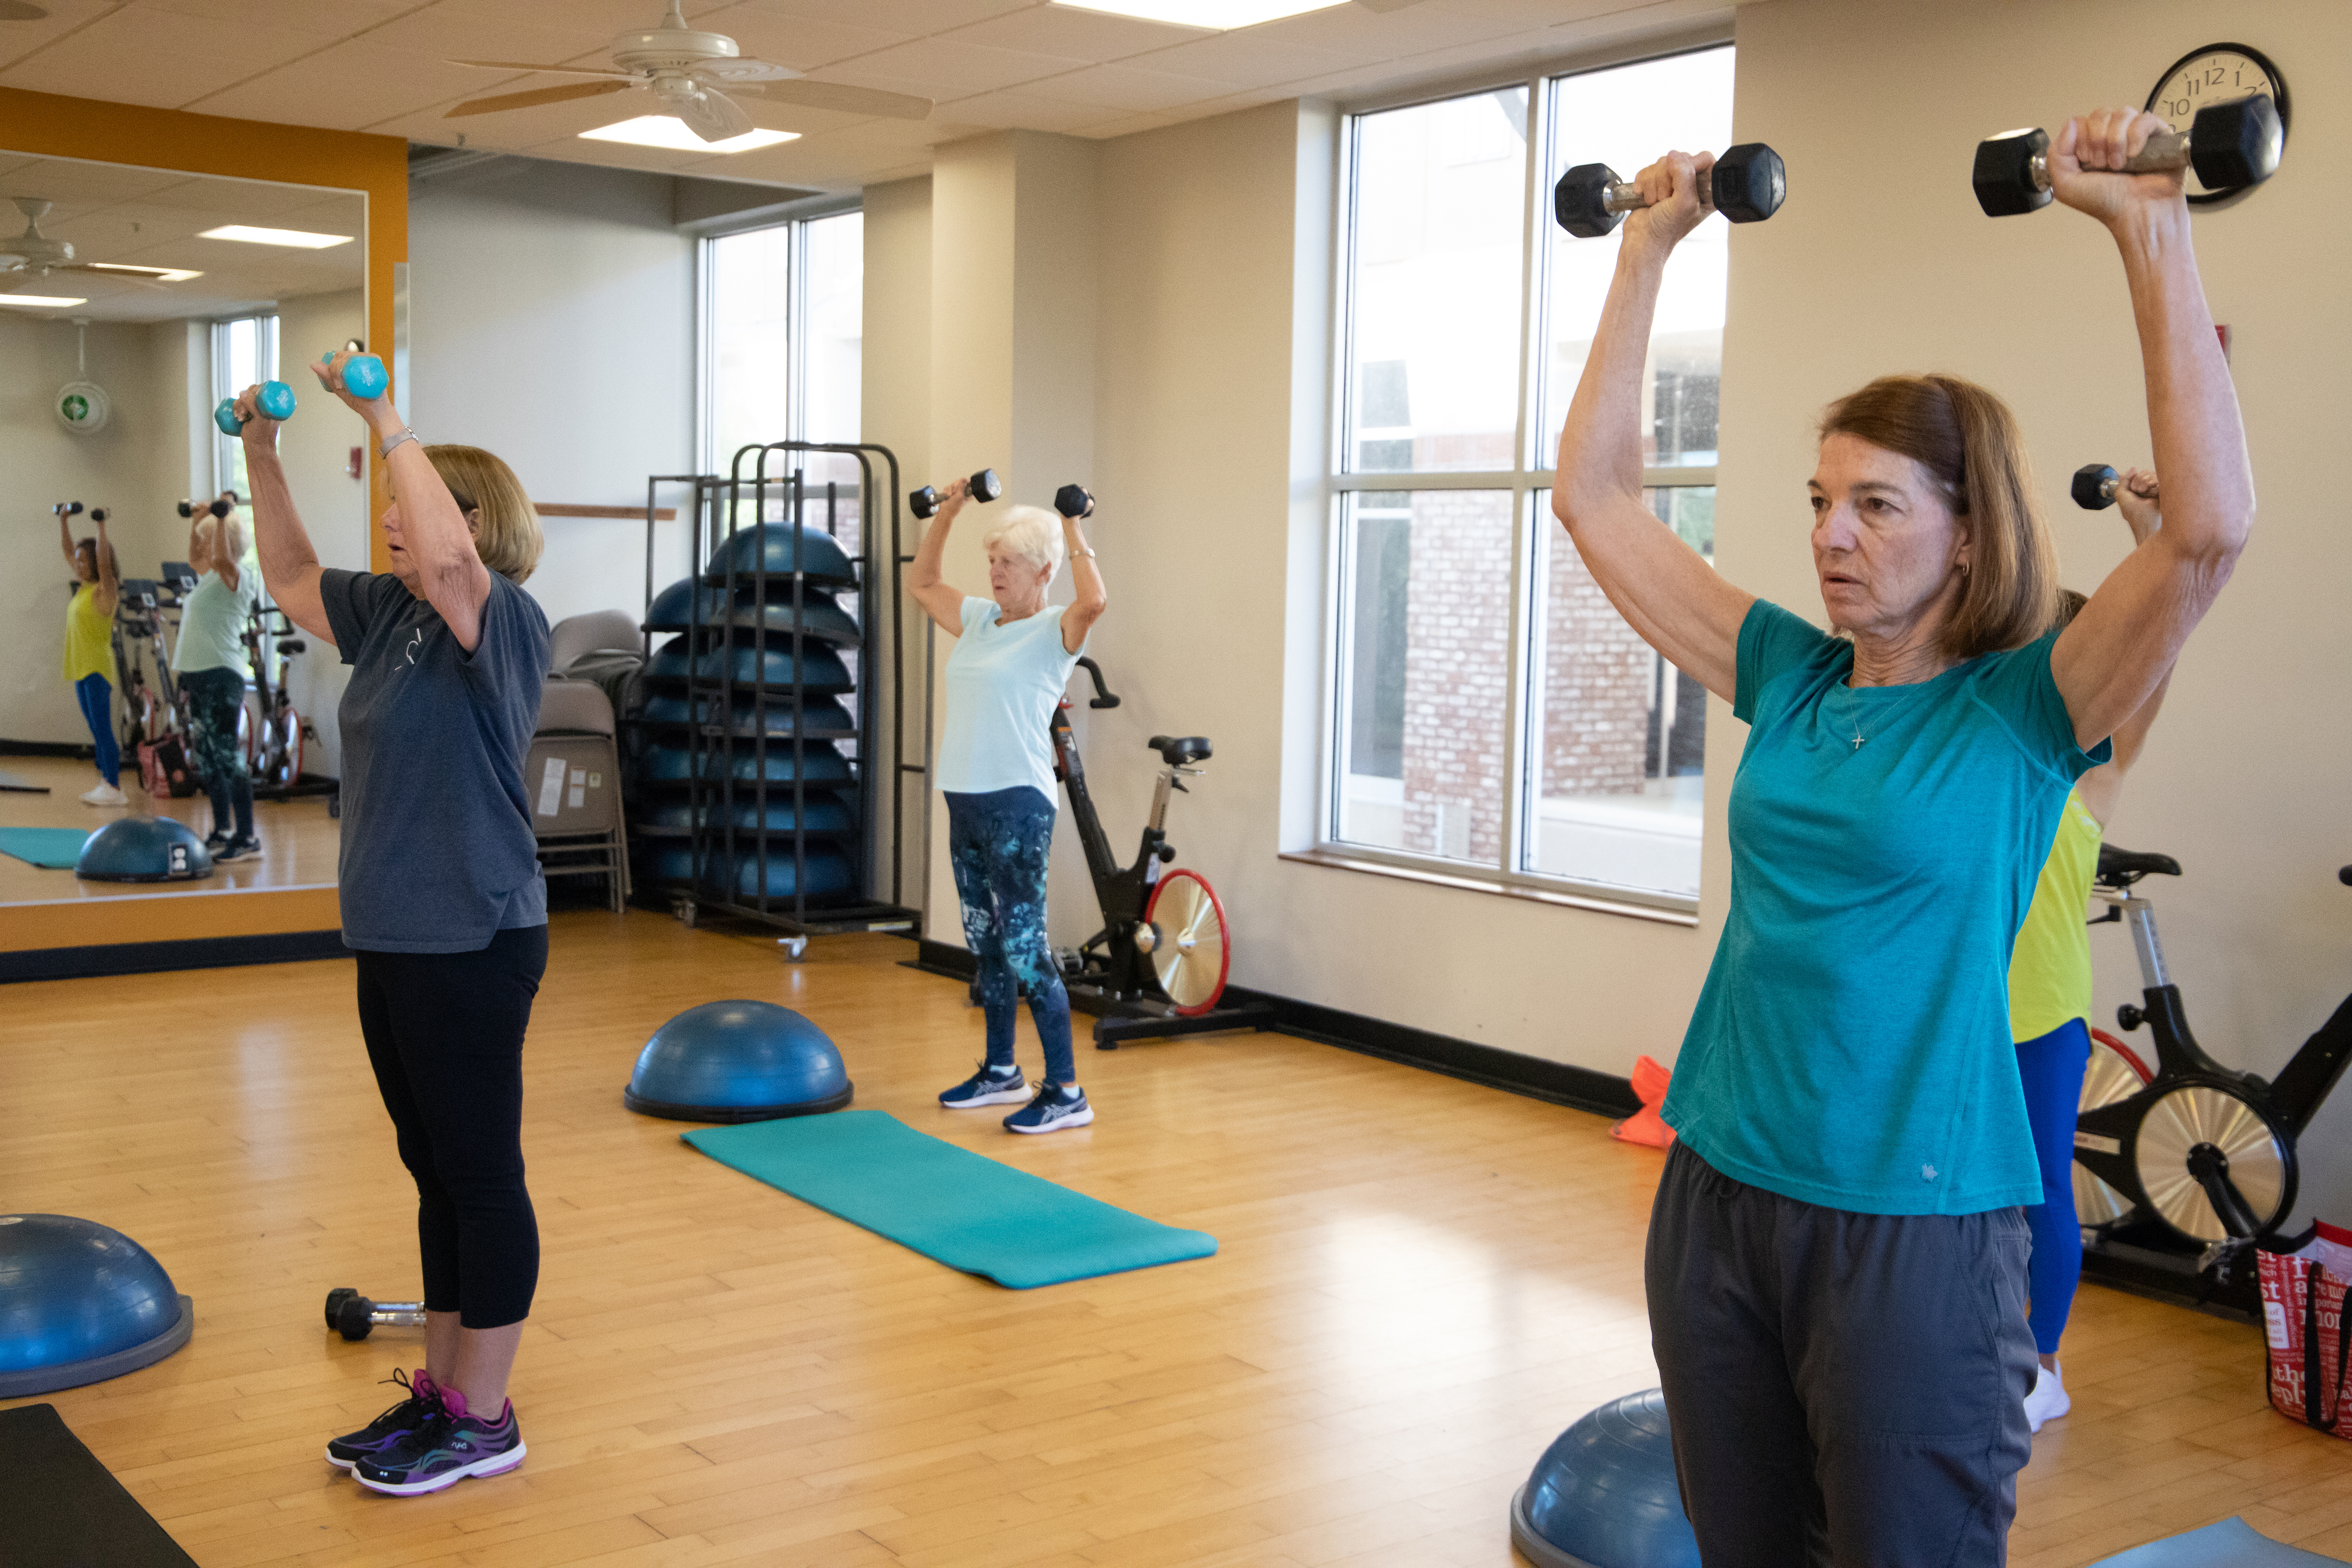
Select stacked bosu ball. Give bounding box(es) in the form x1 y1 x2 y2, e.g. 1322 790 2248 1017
630 522 862 905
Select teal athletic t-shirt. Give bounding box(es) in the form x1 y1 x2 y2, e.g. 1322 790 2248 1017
1662 599 2110 1216
935 596 1084 805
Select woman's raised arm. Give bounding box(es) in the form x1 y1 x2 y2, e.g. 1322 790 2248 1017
1551 151 1754 703
2050 109 2254 751
238 388 334 647
907 479 976 636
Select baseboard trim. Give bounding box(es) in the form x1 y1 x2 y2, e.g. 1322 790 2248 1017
0 930 352 984
903 940 1638 1119
0 739 93 758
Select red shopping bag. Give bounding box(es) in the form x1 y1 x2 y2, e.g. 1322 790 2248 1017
2257 1219 2351 1437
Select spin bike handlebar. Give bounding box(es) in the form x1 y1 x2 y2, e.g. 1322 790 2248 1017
1074 656 1121 709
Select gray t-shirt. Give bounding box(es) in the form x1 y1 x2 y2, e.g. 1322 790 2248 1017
321 567 550 952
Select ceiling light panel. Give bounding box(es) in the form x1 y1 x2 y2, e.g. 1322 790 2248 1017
1051 0 1349 28
0 294 88 308
199 225 352 249
85 263 204 282
579 117 799 153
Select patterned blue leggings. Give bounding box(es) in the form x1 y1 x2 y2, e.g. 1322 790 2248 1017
945 787 1074 1085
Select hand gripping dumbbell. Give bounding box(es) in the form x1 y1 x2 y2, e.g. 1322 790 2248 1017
51 500 82 519
178 497 230 520
1973 96 2282 218
2071 463 2127 511
325 1286 427 1342
910 467 1002 520
1054 484 1094 520
1554 142 1786 238
323 350 389 401
213 380 295 436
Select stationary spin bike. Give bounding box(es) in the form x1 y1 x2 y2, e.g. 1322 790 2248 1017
2072 845 2352 1311
1050 657 1271 1048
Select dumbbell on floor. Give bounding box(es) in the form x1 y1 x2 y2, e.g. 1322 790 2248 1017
213 381 295 436
1973 96 2282 218
324 1286 426 1342
910 467 1002 520
1054 484 1094 520
1554 142 1786 239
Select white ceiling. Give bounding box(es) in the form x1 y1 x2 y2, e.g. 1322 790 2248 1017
0 151 364 320
0 0 1738 192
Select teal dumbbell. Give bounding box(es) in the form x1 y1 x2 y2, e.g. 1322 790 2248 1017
213 380 296 435
327 352 389 401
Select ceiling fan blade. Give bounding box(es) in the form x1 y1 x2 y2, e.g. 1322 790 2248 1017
451 59 634 79
446 80 636 118
693 56 794 84
740 79 933 121
677 86 753 143
0 1 52 19
66 265 169 292
1353 0 1433 10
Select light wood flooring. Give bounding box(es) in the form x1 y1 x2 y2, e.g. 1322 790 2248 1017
0 753 340 906
2 911 2346 1566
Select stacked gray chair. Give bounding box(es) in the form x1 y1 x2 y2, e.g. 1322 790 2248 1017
527 677 630 912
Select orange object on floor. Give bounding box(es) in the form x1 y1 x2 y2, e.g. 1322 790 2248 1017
1611 1054 1676 1148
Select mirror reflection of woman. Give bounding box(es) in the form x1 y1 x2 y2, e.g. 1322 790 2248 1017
238 354 550 1499
56 507 125 807
174 505 261 860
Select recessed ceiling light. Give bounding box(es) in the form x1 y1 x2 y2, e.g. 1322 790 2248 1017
579 116 799 153
86 262 203 282
0 293 86 307
199 225 353 249
1051 0 1346 26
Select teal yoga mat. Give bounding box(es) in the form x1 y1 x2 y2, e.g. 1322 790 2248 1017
0 827 91 868
2095 1517 2348 1566
684 1109 1217 1288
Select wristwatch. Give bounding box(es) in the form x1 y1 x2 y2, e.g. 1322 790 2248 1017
379 427 419 459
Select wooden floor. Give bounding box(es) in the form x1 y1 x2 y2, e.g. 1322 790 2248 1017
2 911 2345 1567
0 753 340 905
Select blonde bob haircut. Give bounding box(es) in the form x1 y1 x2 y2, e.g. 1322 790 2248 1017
981 504 1066 584
1818 374 2058 661
422 444 543 584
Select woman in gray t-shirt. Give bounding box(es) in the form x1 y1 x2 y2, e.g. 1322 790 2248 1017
231 354 550 1499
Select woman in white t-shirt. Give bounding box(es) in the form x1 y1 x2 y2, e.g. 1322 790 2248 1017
175 503 262 858
908 479 1107 1134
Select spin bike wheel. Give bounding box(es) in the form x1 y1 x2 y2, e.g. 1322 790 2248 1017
264 706 304 788
1143 868 1230 1017
2073 1028 2153 1228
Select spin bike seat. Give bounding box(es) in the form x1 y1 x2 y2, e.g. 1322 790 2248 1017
1148 735 1211 766
2096 843 2181 888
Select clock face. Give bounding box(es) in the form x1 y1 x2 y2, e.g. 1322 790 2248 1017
2147 43 2289 202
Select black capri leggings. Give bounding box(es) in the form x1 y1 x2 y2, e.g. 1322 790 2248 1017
355 924 549 1329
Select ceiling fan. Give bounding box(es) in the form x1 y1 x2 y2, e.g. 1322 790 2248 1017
0 199 179 291
445 4 931 143
0 2 52 20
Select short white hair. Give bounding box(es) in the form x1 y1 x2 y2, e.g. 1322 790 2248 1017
981 504 1065 582
197 513 252 563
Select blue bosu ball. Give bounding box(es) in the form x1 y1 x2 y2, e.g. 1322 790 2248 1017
704 524 858 590
643 635 855 695
638 691 857 738
644 577 862 647
0 1215 196 1398
639 842 856 901
75 816 213 882
638 740 854 788
1510 1390 1699 1568
625 999 854 1122
638 793 858 838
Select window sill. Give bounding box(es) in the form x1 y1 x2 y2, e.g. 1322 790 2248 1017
1279 848 1699 928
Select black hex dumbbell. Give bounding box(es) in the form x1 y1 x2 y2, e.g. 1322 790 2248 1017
909 467 1002 520
1554 142 1786 239
325 1286 426 1342
177 497 230 520
1973 95 2281 218
2072 463 2123 511
1054 484 1094 520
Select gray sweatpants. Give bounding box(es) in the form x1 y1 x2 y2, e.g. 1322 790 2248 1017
1646 1141 2036 1566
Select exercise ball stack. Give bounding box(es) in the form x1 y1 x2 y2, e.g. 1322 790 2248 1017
625 999 853 1121
0 1215 196 1396
1509 1389 1699 1568
628 520 863 907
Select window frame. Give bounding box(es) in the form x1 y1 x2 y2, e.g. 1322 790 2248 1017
693 194 861 476
1317 35 1733 920
210 312 279 500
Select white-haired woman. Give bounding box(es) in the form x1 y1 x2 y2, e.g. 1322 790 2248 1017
174 502 261 859
910 481 1106 1134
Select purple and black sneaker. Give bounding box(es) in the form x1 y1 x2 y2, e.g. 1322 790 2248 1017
353 1385 526 1496
325 1369 442 1470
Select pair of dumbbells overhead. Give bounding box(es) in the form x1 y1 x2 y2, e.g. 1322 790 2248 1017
909 469 1097 521
1554 141 1786 238
325 1286 425 1342
212 350 390 435
1975 95 2283 217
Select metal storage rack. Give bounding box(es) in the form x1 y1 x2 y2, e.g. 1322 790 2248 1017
632 440 923 948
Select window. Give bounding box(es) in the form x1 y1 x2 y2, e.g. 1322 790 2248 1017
1329 46 1730 907
212 313 278 502
703 209 864 509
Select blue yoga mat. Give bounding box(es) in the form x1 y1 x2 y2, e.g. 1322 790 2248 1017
2096 1517 2347 1566
0 828 91 869
683 1109 1217 1289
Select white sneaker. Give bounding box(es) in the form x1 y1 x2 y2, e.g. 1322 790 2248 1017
80 783 128 807
2024 1361 2069 1433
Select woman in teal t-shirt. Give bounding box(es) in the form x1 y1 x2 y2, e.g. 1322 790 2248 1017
1551 111 2252 1562
173 502 261 858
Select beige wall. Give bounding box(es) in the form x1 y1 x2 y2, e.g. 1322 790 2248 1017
1722 0 2352 1222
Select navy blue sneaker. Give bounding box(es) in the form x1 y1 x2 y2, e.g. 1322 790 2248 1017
353 1388 525 1496
1004 1081 1094 1135
325 1369 441 1470
941 1062 1030 1109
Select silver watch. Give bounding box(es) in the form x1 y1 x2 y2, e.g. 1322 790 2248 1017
379 428 419 459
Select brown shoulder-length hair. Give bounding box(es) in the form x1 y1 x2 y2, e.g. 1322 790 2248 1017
1818 374 2057 660
423 444 543 585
